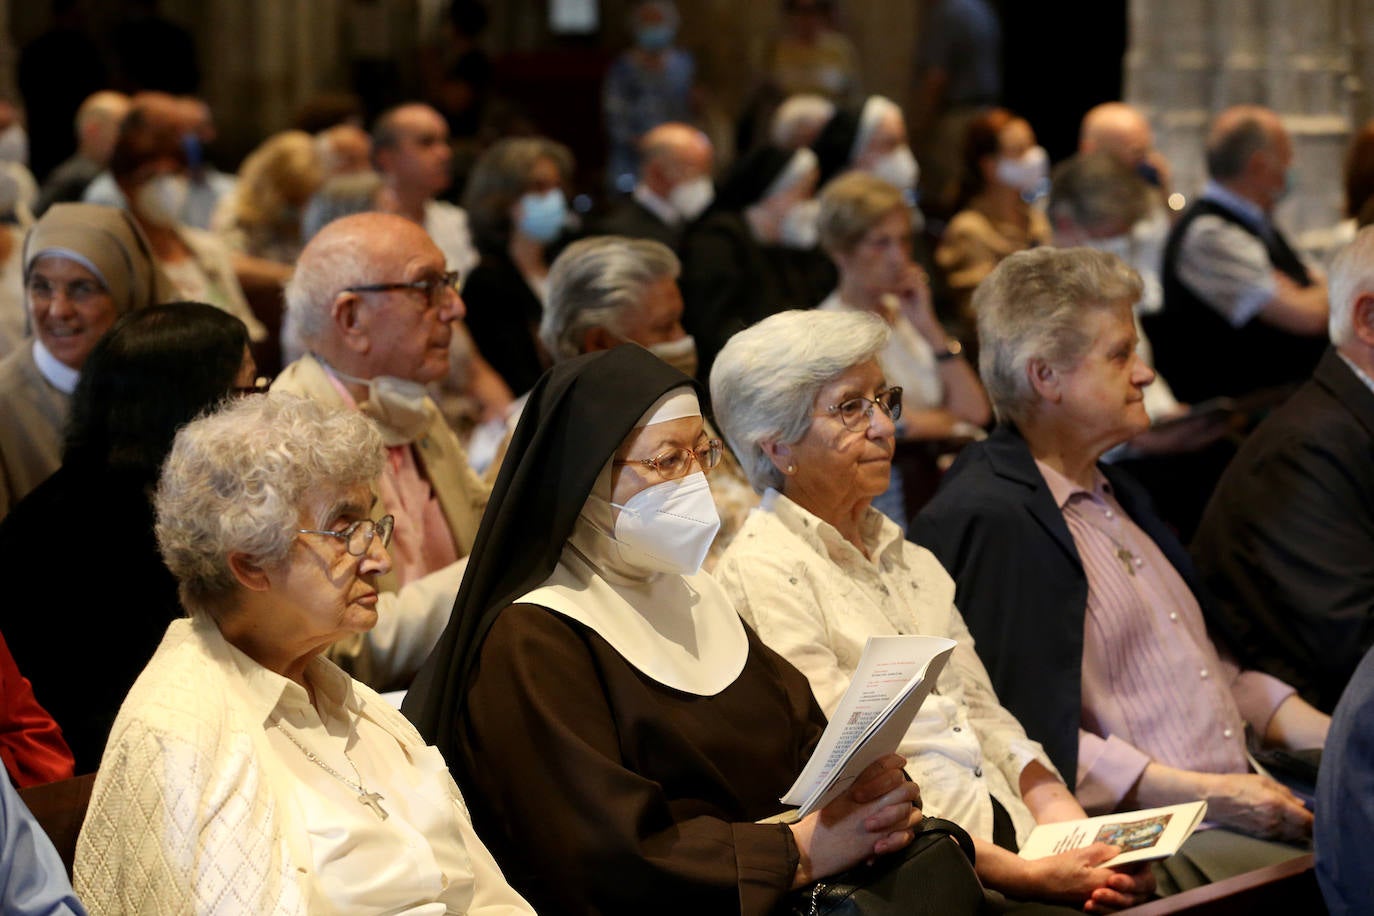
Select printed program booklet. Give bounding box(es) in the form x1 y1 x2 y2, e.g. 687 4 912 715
773 634 957 822
1018 801 1208 867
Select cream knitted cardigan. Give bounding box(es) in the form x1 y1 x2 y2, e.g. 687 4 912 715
74 615 440 914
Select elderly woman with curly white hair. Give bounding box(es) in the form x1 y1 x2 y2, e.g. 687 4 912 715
74 394 533 915
709 309 1154 911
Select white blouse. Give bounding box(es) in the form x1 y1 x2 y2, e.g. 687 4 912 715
714 489 1057 846
238 649 533 915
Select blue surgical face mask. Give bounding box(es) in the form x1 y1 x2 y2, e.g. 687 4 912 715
1277 169 1296 203
181 132 204 172
517 188 567 244
635 23 676 51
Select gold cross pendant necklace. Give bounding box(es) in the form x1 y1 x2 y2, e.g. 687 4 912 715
274 719 390 820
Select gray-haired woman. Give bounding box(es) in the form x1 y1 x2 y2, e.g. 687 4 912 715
75 394 533 916
710 308 1153 911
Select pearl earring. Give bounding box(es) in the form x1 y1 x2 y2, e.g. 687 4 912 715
786 463 796 474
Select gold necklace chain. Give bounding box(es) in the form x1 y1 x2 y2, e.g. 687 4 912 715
1078 510 1143 578
273 718 389 820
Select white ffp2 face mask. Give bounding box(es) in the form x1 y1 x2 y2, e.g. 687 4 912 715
610 470 721 575
668 176 714 222
869 145 920 192
135 173 190 227
646 335 699 379
779 198 820 249
326 363 432 445
995 146 1049 195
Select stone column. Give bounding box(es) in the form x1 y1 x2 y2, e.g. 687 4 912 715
1126 0 1360 248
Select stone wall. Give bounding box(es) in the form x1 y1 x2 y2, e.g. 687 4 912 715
1126 0 1372 250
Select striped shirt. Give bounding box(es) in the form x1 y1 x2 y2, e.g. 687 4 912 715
1034 460 1295 813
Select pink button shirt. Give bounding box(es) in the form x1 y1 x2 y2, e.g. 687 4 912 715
324 371 459 586
1034 460 1295 813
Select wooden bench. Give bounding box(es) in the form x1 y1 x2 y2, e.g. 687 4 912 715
17 772 96 877
1122 853 1324 915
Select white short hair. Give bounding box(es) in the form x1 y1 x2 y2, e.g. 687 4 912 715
155 394 385 618
710 309 889 494
975 247 1142 425
1328 225 1374 347
771 94 836 148
541 235 680 361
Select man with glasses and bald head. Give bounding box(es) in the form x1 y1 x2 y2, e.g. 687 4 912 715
272 211 491 690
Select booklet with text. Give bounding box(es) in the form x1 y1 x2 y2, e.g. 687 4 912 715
1018 801 1208 867
775 634 957 821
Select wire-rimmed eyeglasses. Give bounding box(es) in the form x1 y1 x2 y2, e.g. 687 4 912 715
342 270 461 307
297 515 396 556
820 387 903 431
613 439 723 480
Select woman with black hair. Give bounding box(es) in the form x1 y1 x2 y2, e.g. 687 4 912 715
0 302 255 773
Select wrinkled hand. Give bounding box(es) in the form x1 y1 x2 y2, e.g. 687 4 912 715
885 264 942 342
789 755 923 887
1204 773 1312 842
1019 844 1154 912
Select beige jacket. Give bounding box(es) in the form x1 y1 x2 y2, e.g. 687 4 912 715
271 353 491 688
0 343 68 520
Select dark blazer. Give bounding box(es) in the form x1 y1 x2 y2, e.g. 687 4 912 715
678 210 833 386
909 424 1215 780
589 198 681 250
461 249 550 397
1193 348 1374 713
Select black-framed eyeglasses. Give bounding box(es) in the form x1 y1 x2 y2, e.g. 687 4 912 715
296 515 395 557
821 387 903 431
341 270 461 307
613 438 723 480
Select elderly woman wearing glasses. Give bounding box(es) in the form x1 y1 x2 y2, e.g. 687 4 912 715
75 394 534 915
404 345 924 915
710 309 1153 911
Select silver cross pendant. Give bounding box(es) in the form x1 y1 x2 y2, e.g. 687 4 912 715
358 789 389 820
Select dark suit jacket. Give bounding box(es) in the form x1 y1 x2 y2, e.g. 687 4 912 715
589 198 681 250
678 210 834 387
910 424 1216 781
1193 348 1374 713
461 249 550 397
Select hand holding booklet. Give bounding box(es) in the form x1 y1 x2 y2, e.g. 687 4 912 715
772 634 957 822
1018 801 1208 867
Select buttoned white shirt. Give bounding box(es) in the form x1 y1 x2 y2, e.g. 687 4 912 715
714 489 1057 845
238 647 533 915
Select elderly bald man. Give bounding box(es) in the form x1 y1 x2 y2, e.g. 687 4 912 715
373 102 478 276
591 122 715 249
1080 102 1173 197
1148 104 1329 404
272 211 490 690
35 90 130 216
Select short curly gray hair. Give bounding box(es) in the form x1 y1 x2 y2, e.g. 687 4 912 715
541 235 681 360
710 309 889 494
975 246 1142 426
155 394 385 618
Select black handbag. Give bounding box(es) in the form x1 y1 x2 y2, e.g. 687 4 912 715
781 816 987 916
